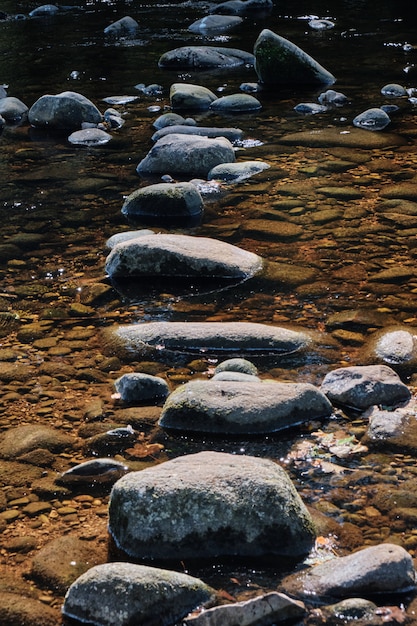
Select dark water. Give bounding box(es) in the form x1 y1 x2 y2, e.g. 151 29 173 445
2 0 417 619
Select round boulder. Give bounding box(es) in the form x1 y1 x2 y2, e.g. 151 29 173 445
159 46 254 70
108 451 316 560
121 182 204 225
28 91 102 130
353 108 391 131
68 128 112 146
0 97 28 123
170 83 217 111
114 372 169 404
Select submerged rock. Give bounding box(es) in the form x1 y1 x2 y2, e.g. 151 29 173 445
62 562 215 626
294 102 327 114
100 321 312 361
207 160 270 182
353 108 391 131
137 133 236 177
320 364 411 410
28 91 102 130
0 424 72 459
279 127 406 148
318 89 349 106
105 234 262 279
159 379 333 434
104 15 138 35
254 29 335 85
108 451 316 560
159 46 254 70
68 128 112 146
281 543 416 601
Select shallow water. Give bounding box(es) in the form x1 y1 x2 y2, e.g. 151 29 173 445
1 0 417 621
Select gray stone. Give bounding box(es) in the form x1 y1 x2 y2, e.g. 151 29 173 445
105 234 262 279
210 0 272 15
104 16 138 35
211 371 259 382
114 372 169 404
62 562 215 626
214 357 258 376
0 424 73 459
153 112 189 129
320 364 411 410
121 182 203 221
159 379 333 434
29 4 59 16
381 83 407 97
108 451 316 560
56 458 129 486
100 321 312 361
188 15 243 34
184 592 306 626
170 83 217 111
353 107 391 131
106 230 155 249
318 89 349 106
363 403 416 448
209 93 261 112
28 91 102 130
137 133 236 177
68 128 112 145
294 102 327 114
364 327 417 370
152 125 244 143
254 29 335 86
159 46 254 70
0 97 28 123
281 543 416 600
208 160 270 182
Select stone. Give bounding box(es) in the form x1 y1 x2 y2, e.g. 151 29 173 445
211 370 259 382
254 29 335 86
0 97 28 123
381 83 407 97
68 128 112 145
188 15 243 34
152 125 244 143
294 102 327 114
318 89 349 106
100 321 313 361
0 425 73 459
106 230 154 248
137 133 236 177
170 83 217 111
214 357 258 376
105 234 262 279
28 91 102 130
62 562 215 626
104 16 138 35
364 326 417 371
29 4 59 16
281 543 416 601
279 127 406 148
210 0 272 15
353 107 391 131
121 182 203 224
108 451 316 560
153 112 189 129
31 534 107 594
320 364 411 410
208 160 270 182
184 592 306 625
159 379 333 434
362 402 417 451
159 46 254 70
114 372 169 404
56 458 129 486
0 592 58 626
209 93 262 112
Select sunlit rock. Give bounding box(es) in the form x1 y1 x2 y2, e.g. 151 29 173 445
121 182 204 226
279 127 406 148
320 364 411 410
188 15 243 34
136 133 236 177
254 29 335 85
353 107 391 131
62 562 215 626
159 379 333 434
108 451 316 559
104 15 138 35
28 91 102 130
100 321 312 361
159 46 254 70
281 543 416 601
169 83 217 110
207 160 270 182
363 326 417 373
105 230 155 249
0 96 28 123
114 372 169 404
68 128 112 146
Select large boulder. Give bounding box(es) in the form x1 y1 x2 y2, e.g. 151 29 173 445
159 379 333 434
121 182 204 225
320 364 411 410
136 133 236 177
0 97 28 123
281 543 416 601
62 562 215 626
28 91 102 130
159 46 254 70
170 83 217 111
100 321 312 361
105 234 262 279
254 29 336 85
108 451 316 559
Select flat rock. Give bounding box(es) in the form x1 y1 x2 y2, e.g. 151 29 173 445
208 160 269 182
320 364 411 410
0 592 58 626
188 15 243 34
281 543 416 602
137 133 236 177
0 97 28 122
0 424 73 459
254 29 335 85
105 234 262 279
152 125 244 142
209 93 261 112
108 451 316 559
68 128 112 145
279 128 407 148
100 321 313 361
159 379 332 434
62 562 215 626
159 46 254 69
